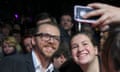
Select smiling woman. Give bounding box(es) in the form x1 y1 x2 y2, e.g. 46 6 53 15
70 31 103 72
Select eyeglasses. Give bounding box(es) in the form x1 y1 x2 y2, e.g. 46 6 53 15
34 33 60 42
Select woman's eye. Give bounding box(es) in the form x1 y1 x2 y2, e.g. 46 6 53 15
83 43 88 46
71 44 78 49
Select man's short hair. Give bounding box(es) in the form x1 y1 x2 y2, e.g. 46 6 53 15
34 12 57 25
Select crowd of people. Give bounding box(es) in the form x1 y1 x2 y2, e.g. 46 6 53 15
0 2 120 72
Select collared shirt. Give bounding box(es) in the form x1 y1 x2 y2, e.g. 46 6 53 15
32 50 54 72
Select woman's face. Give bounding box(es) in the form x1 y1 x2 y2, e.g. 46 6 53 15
71 34 98 65
2 42 15 55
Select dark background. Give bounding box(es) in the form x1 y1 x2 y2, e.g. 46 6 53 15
0 0 120 22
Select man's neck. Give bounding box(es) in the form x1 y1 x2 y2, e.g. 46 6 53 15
34 50 51 69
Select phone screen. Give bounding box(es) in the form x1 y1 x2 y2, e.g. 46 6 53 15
74 5 99 23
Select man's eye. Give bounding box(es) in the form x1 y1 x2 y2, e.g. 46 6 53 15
44 34 50 37
54 37 60 41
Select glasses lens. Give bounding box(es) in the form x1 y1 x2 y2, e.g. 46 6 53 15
34 33 60 42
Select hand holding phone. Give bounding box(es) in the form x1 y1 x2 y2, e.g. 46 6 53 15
74 5 99 23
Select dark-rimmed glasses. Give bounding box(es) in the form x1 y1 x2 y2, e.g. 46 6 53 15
34 33 60 42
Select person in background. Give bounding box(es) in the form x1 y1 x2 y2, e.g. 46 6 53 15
2 36 18 57
0 22 60 72
52 41 71 69
102 24 120 72
59 13 74 43
13 24 21 31
22 34 32 53
70 31 103 72
11 30 22 53
99 30 109 50
60 13 73 36
1 23 12 39
11 30 22 44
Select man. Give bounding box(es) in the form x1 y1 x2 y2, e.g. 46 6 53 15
52 41 71 69
59 13 75 43
60 13 73 36
0 22 60 72
22 34 33 53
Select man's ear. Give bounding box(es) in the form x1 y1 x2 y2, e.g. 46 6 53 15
31 36 36 46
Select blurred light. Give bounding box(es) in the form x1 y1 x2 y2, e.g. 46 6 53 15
14 14 19 19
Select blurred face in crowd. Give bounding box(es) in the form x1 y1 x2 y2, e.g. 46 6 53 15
2 42 15 55
100 31 109 49
2 27 10 36
13 24 21 31
60 15 73 31
53 55 67 69
71 34 98 65
32 24 60 59
13 33 21 43
23 37 32 52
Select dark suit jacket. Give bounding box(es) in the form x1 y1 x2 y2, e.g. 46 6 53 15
0 53 59 72
59 58 82 72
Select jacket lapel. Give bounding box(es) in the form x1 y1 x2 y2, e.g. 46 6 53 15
24 53 35 72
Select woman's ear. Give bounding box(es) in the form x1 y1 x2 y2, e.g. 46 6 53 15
94 46 99 55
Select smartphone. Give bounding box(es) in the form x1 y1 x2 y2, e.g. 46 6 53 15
74 5 99 23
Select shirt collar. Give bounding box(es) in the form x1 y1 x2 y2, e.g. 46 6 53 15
46 63 54 72
32 50 40 69
32 50 54 72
